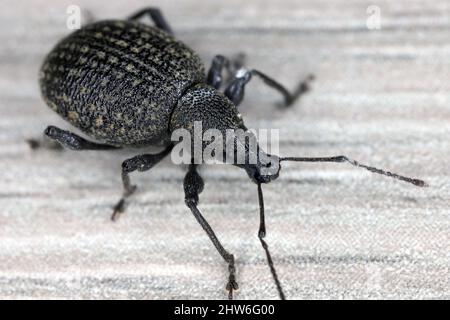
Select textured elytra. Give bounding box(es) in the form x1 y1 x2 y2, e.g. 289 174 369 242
40 20 205 146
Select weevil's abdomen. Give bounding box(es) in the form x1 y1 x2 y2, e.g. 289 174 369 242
39 20 205 146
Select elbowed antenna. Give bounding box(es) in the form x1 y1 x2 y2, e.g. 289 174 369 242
253 154 426 300
257 182 285 300
280 155 427 187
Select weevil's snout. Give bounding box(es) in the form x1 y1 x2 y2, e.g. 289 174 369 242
229 129 281 184
244 154 281 184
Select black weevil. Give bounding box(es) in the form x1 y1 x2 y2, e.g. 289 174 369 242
38 8 427 299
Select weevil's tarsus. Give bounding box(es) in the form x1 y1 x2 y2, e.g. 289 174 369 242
184 164 238 300
111 198 126 221
128 7 173 34
112 145 173 221
250 70 314 107
26 138 41 150
26 137 63 151
257 183 286 300
111 173 137 221
280 155 427 187
44 125 120 151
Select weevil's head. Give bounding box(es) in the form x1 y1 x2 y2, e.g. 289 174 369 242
230 133 281 184
170 83 281 184
239 153 281 184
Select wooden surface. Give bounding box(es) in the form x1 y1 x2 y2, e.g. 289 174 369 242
0 0 449 299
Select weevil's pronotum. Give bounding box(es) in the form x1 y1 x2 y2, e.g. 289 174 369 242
38 8 427 299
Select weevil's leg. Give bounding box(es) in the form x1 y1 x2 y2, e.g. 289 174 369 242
184 164 238 299
111 170 137 222
111 145 173 221
128 8 173 34
26 137 63 151
44 125 119 150
207 54 246 89
206 54 247 89
257 183 286 300
206 55 229 89
224 69 314 107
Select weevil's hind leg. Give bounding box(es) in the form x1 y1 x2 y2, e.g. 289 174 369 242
111 145 173 221
42 125 120 150
26 137 63 151
183 164 238 299
128 8 173 34
206 54 247 89
225 69 314 107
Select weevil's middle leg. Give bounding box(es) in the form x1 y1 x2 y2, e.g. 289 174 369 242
183 164 238 299
111 145 173 221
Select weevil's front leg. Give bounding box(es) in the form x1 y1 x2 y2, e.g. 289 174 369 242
44 125 120 150
206 54 246 89
128 7 173 35
183 164 238 299
111 145 173 221
225 69 314 107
